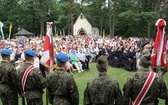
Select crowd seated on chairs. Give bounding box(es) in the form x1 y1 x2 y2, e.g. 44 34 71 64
0 35 157 73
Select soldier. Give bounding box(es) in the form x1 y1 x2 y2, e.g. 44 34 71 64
84 55 123 105
0 49 21 105
46 53 79 105
17 49 46 105
123 51 168 105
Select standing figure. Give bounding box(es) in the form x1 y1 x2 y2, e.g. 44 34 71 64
17 49 46 105
46 53 79 105
123 51 168 105
0 49 21 105
84 55 123 105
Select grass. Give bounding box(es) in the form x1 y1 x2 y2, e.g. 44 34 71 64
1 62 168 105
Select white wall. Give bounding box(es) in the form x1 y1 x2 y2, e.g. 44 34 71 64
73 14 92 35
92 27 99 36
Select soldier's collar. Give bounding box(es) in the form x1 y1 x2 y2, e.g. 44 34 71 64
139 67 151 71
55 67 65 71
1 60 9 63
25 61 34 65
98 72 107 76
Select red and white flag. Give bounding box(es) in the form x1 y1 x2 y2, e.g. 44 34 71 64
151 19 166 66
40 22 54 72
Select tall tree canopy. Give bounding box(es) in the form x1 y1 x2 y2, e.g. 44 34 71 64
0 0 167 38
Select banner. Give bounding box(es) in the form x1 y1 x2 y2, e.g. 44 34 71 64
40 22 54 72
0 21 4 39
151 19 166 66
8 23 12 39
103 29 105 39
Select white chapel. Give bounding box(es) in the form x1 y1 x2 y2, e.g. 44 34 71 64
73 13 99 36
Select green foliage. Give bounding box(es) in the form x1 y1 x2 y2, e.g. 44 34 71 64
0 0 167 38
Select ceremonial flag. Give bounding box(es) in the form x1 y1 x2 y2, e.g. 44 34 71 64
40 22 54 72
103 29 105 39
151 19 166 66
0 21 4 39
8 23 12 39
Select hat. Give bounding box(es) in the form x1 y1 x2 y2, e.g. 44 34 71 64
140 53 151 65
15 60 20 64
142 49 150 55
56 53 69 63
97 55 108 65
1 49 12 55
144 44 152 49
24 49 36 57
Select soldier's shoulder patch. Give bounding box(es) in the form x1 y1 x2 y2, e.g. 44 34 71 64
13 68 17 71
38 71 42 74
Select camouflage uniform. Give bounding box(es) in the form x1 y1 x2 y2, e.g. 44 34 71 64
123 68 168 105
0 60 21 105
84 73 123 105
46 68 79 105
17 61 46 105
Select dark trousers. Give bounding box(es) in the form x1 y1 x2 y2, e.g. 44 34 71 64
80 60 87 70
27 98 43 105
1 92 18 105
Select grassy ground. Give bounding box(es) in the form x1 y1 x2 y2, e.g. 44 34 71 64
1 62 168 105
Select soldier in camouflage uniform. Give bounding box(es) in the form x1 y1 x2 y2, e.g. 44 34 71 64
17 49 46 105
46 53 79 105
84 55 123 105
0 49 21 105
123 50 168 105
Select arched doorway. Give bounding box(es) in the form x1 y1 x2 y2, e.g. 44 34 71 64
78 28 87 35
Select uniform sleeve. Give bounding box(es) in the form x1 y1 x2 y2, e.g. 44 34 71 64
67 76 79 105
84 83 91 105
114 82 123 105
157 77 168 99
9 64 22 95
123 78 133 105
32 69 46 91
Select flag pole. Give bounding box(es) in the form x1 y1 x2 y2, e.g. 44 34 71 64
40 22 54 105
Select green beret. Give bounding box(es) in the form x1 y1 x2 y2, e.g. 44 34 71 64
97 55 108 65
140 54 151 64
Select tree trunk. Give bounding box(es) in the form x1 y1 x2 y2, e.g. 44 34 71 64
39 0 44 36
112 0 116 38
68 19 71 35
100 15 102 36
108 0 112 38
148 22 150 40
99 0 102 36
71 15 74 35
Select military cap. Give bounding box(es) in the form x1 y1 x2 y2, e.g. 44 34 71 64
24 49 36 57
140 53 151 65
1 49 12 55
56 53 68 63
144 44 152 49
97 55 108 65
142 49 150 55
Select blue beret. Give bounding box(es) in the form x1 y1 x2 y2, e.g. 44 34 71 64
1 49 12 55
24 49 36 57
56 53 69 63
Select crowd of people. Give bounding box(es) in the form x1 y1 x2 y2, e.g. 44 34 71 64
0 35 156 72
0 35 168 105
